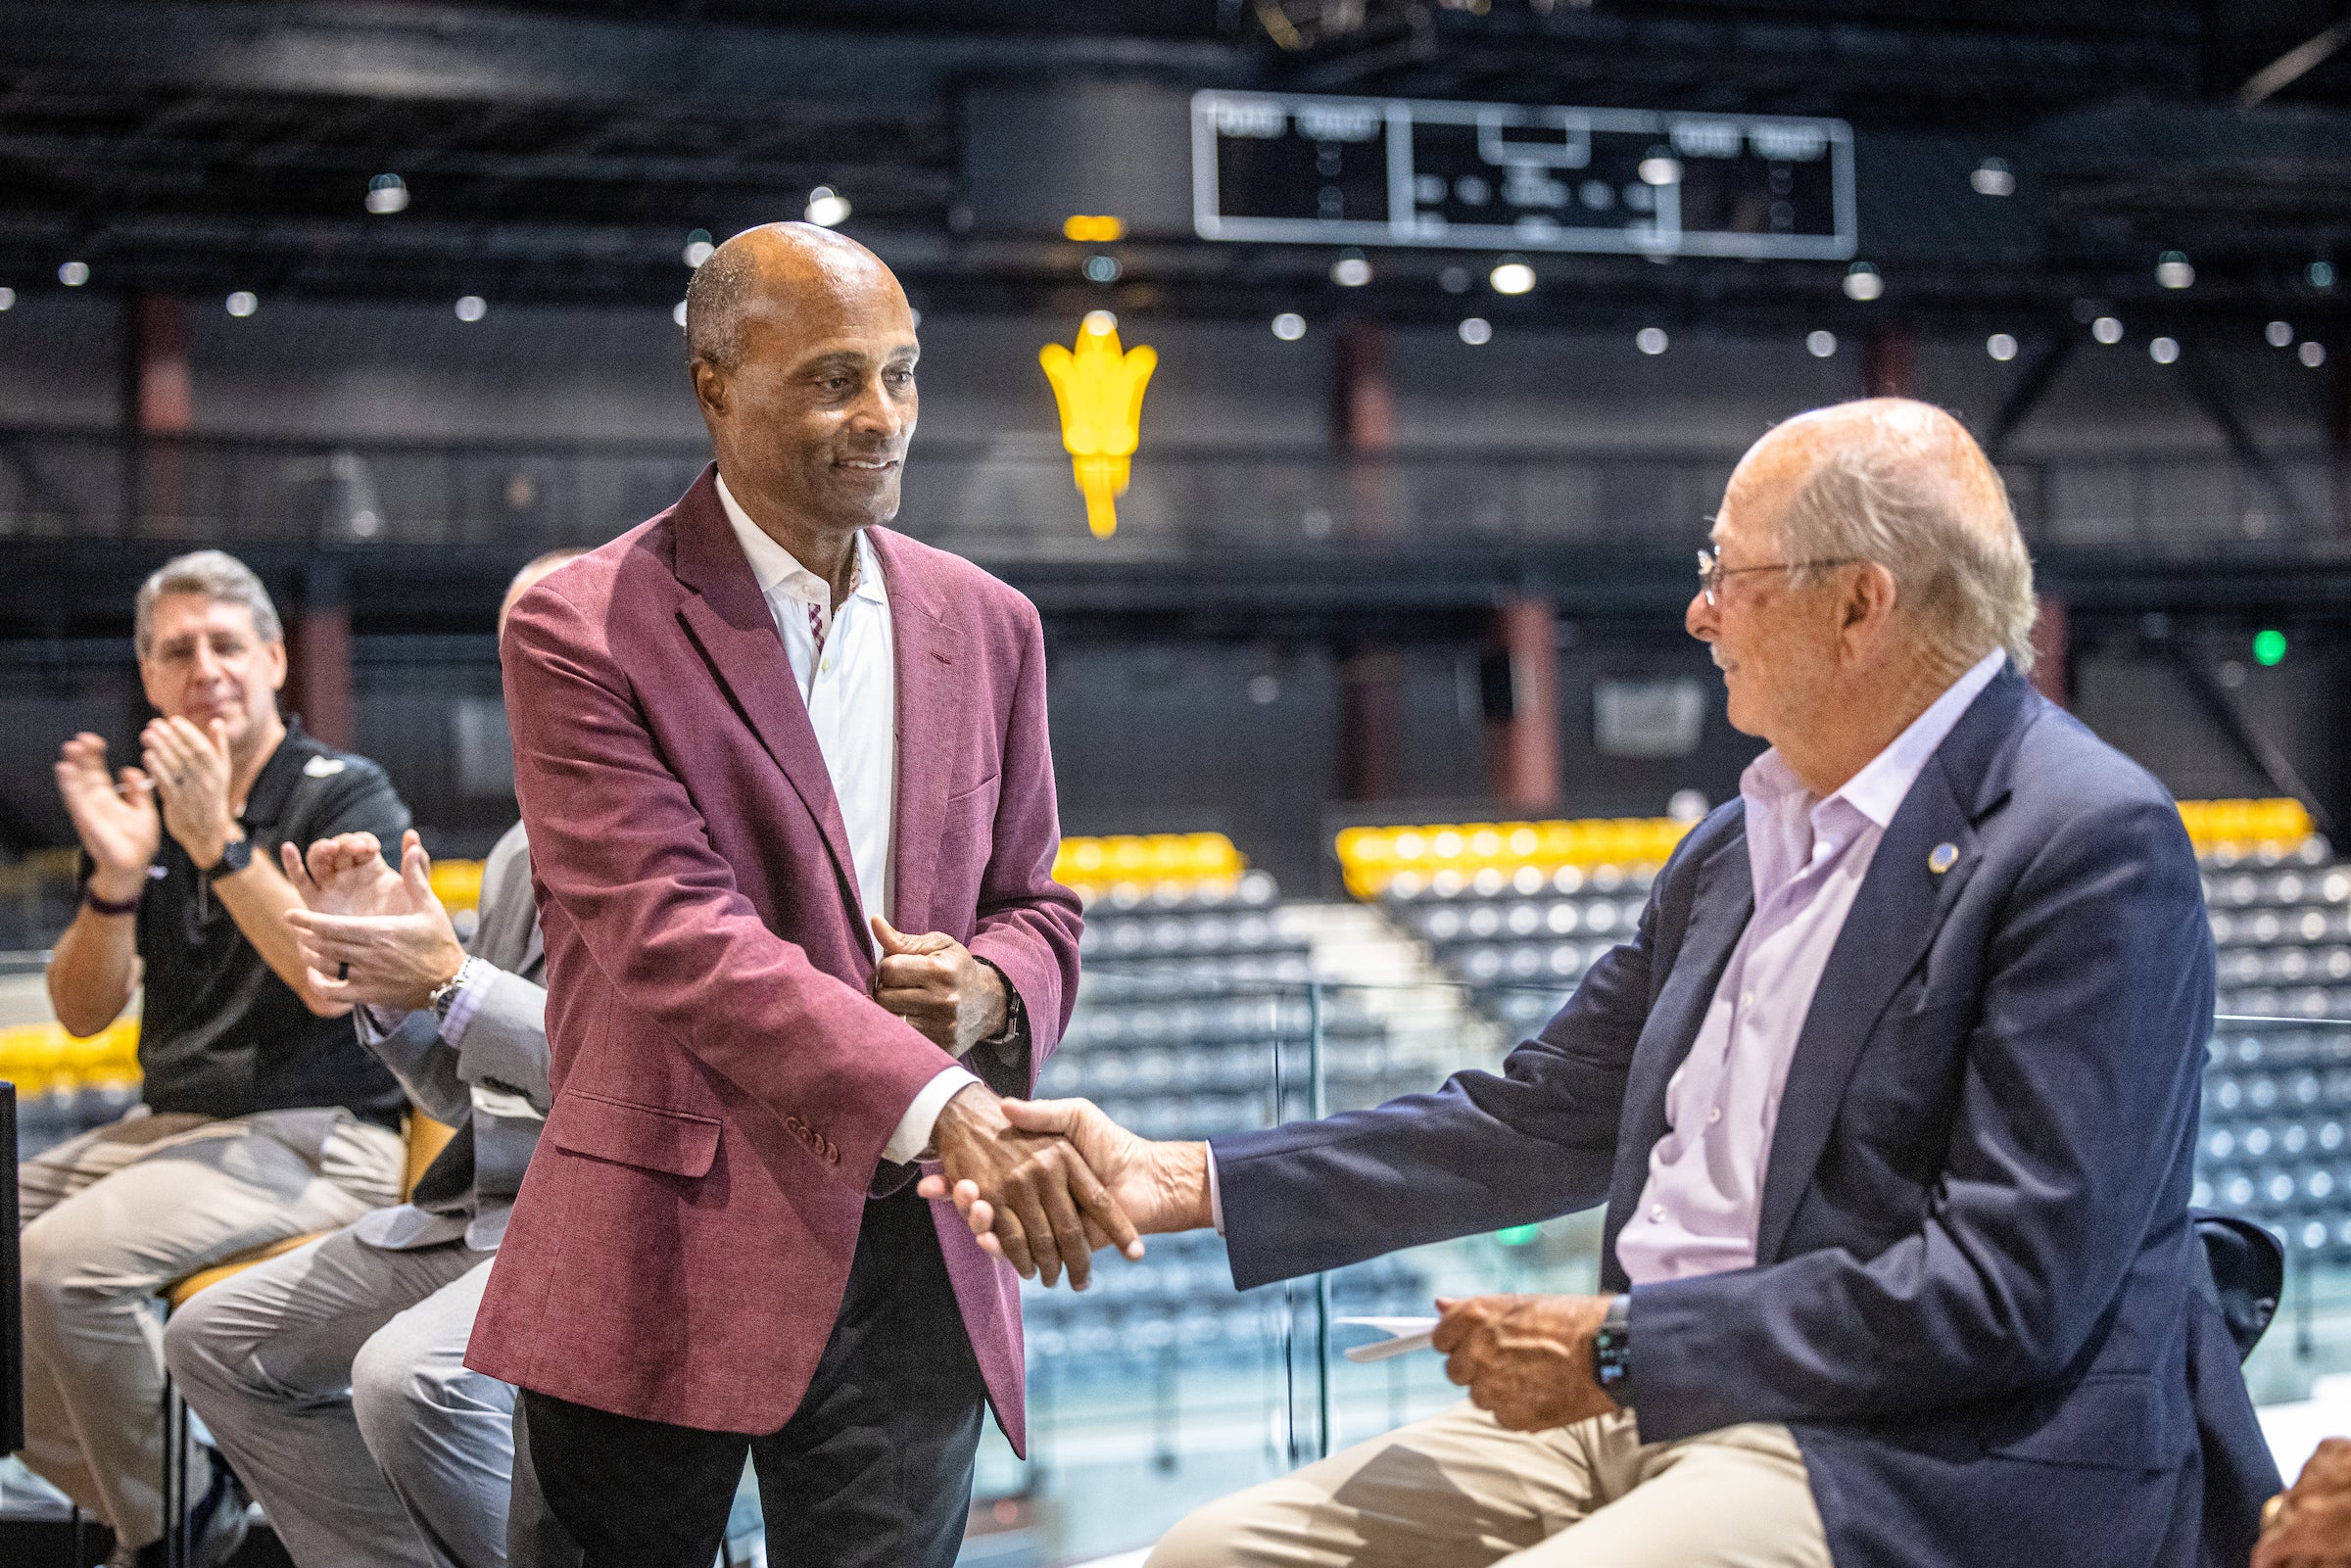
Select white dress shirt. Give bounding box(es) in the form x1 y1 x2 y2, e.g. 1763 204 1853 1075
1613 649 2006 1284
717 474 977 1164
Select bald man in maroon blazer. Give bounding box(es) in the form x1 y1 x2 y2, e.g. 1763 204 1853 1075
468 223 1130 1568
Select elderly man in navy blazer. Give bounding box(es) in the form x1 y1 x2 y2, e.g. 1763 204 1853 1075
943 398 2279 1568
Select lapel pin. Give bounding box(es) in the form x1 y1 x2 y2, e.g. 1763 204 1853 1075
1929 842 1959 875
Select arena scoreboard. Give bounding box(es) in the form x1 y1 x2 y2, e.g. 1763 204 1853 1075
1192 89 1855 261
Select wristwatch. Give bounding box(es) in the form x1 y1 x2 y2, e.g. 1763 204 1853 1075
203 836 254 882
429 957 479 1023
1592 1293 1632 1393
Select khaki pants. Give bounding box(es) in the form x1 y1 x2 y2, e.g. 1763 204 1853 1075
1148 1402 1829 1568
14 1107 405 1549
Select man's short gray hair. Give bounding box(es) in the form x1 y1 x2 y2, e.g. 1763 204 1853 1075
1776 438 2039 675
134 549 282 658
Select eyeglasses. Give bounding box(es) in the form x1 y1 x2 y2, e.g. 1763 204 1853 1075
1695 547 1860 605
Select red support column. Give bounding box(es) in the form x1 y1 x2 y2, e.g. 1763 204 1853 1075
1862 328 1914 401
2330 327 2350 536
1330 317 1395 453
1487 595 1561 812
1332 316 1405 804
1340 647 1404 803
2029 593 2069 709
129 295 194 533
292 564 354 750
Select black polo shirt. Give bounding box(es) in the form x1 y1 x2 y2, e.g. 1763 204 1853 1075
83 717 411 1127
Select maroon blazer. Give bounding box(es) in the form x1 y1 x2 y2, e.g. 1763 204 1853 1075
465 466 1081 1448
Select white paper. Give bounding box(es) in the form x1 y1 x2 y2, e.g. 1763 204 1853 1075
1336 1315 1440 1362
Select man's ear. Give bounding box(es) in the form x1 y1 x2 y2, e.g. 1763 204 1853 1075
1840 563 1898 647
690 357 728 421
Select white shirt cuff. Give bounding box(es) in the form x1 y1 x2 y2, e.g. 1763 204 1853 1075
1207 1144 1225 1235
884 1066 982 1165
439 957 496 1047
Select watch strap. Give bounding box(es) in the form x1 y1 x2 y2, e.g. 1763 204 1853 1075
429 957 478 1022
203 836 253 882
81 883 144 917
1593 1293 1633 1391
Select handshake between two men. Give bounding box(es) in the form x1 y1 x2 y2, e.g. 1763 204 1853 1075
910 1072 1620 1434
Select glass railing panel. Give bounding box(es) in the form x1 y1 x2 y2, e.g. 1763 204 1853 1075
2209 1013 2351 1418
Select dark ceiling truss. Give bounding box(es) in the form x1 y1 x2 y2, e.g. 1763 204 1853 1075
0 1 2345 323
1251 0 2205 116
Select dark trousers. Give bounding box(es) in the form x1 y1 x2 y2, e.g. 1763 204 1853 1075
511 1188 986 1568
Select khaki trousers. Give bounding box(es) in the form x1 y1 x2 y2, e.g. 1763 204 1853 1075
1148 1402 1829 1568
13 1107 405 1549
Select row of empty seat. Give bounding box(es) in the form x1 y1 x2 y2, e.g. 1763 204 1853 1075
1347 801 2351 1259
1031 842 1453 1376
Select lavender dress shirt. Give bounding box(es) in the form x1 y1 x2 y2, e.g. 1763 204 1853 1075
1614 649 2006 1285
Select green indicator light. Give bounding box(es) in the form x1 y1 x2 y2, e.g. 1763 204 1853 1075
1496 1224 1540 1247
2254 630 2288 667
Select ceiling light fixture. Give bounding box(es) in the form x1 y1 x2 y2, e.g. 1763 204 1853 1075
1987 333 2019 361
1489 260 1536 295
2092 316 2124 344
1271 312 1307 341
1636 327 1668 356
804 187 851 227
2156 251 2195 289
1459 316 1492 345
1843 262 1883 302
1806 330 1837 357
1970 158 2017 197
225 291 258 317
1331 253 1372 287
58 261 88 287
455 295 487 322
365 173 409 214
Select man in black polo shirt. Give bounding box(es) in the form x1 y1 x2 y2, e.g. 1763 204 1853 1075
24 548 411 1568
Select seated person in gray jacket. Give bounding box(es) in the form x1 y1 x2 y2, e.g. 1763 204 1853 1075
164 550 579 1568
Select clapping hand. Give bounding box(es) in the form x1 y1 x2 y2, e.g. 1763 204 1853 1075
281 829 466 1013
2256 1437 2351 1568
141 715 239 869
55 733 161 900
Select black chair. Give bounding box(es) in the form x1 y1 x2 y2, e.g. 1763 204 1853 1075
2188 1208 2286 1568
2 1081 21 1457
2193 1210 2284 1362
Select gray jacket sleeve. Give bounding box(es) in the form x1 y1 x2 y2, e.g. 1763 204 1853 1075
354 1008 473 1127
452 967 551 1111
353 968 549 1123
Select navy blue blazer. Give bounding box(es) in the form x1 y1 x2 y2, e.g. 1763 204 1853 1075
1214 669 2280 1568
